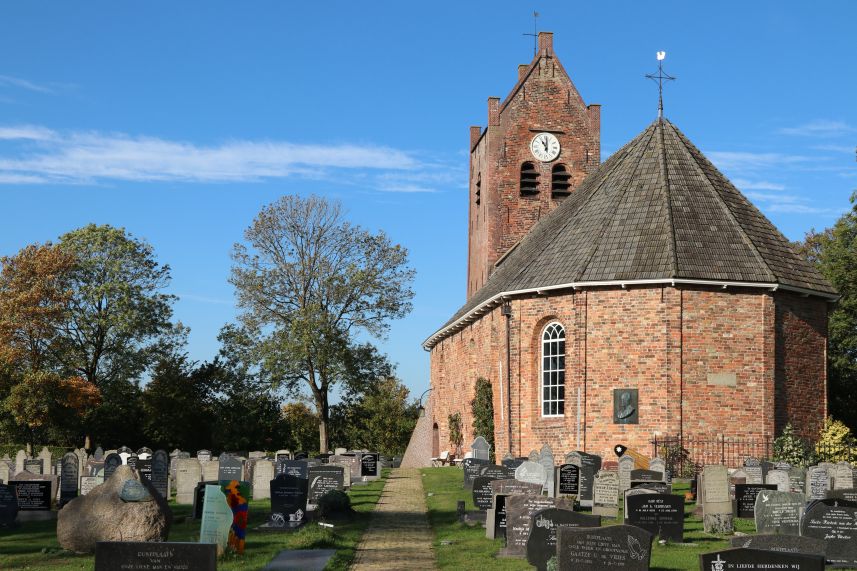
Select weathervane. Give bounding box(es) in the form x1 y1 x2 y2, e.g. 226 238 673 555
522 11 540 56
645 51 675 119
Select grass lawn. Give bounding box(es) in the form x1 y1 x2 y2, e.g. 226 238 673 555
421 467 758 570
0 469 388 571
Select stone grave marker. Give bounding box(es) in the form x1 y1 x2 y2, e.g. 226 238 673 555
10 479 51 510
328 461 351 489
136 458 153 483
514 460 546 489
788 466 806 495
276 459 308 480
462 458 489 489
540 444 555 497
330 455 359 482
580 452 602 474
502 457 525 470
201 460 219 481
23 459 43 475
197 449 212 462
270 474 309 527
193 481 218 519
486 479 544 540
294 451 308 461
700 548 824 571
806 466 829 500
80 475 102 495
649 458 668 484
360 453 379 479
525 508 600 571
625 493 684 542
480 464 515 480
126 453 138 470
765 469 790 492
503 494 574 557
37 447 51 472
833 462 854 489
0 460 10 485
471 436 490 461
743 458 764 484
150 450 169 500
827 488 857 503
199 484 232 552
275 450 291 461
734 483 777 519
252 460 274 500
307 465 344 505
528 449 540 462
578 463 596 508
556 464 579 497
59 452 79 507
0 484 18 527
773 461 791 471
702 465 733 533
730 469 748 499
630 468 663 484
730 534 827 557
801 499 857 567
472 476 498 510
15 450 26 474
618 455 634 494
753 489 805 536
564 451 582 466
93 447 104 461
623 487 657 520
103 453 122 480
218 456 243 482
94 541 216 571
557 524 653 571
592 470 620 518
175 458 202 504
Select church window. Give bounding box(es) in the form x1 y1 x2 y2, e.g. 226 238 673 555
541 322 565 416
520 162 540 196
551 164 572 198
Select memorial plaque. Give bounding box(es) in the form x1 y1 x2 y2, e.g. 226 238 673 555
471 436 491 461
801 499 857 567
700 548 824 571
765 469 790 492
514 460 546 488
104 453 122 480
734 484 777 519
463 458 489 489
11 480 51 510
592 470 620 518
613 389 639 424
270 474 308 525
490 478 544 498
557 524 652 571
504 495 574 556
556 464 579 497
276 460 308 480
730 534 827 557
472 476 498 510
197 450 212 462
625 493 684 542
479 464 515 480
0 484 18 527
525 508 600 571
94 541 216 571
59 452 79 507
307 465 344 504
218 456 243 482
360 453 379 478
753 489 804 536
806 467 829 500
80 476 103 495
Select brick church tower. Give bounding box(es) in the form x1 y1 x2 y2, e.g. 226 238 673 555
467 32 601 299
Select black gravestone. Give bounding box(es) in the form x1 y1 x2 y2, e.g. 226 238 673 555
557 524 652 571
630 481 671 495
557 464 579 496
578 465 595 506
462 458 489 489
754 489 804 536
580 453 602 473
625 493 684 542
505 495 575 556
630 469 663 482
734 484 777 519
192 481 218 519
480 465 515 480
59 452 79 507
95 541 216 571
218 456 243 482
307 465 344 504
493 494 509 541
293 451 308 461
800 499 857 567
270 474 309 525
730 535 827 557
360 453 379 478
276 460 308 480
103 453 122 480
472 476 497 511
126 454 138 470
0 484 18 527
502 457 525 470
136 459 153 483
827 488 857 503
11 480 51 510
150 450 169 500
526 508 601 571
700 548 824 571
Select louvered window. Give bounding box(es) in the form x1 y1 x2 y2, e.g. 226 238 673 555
551 163 572 198
542 322 565 417
520 162 539 196
475 173 481 205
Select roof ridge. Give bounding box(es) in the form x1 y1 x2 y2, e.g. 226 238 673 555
665 122 777 282
657 120 679 278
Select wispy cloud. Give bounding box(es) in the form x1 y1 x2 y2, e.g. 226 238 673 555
746 190 841 215
0 74 55 94
0 125 452 190
707 151 813 173
812 143 855 154
733 179 786 191
779 120 856 137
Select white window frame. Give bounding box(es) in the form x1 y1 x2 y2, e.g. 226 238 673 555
541 322 566 417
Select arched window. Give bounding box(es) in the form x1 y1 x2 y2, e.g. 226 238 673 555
520 162 540 196
541 322 565 416
551 163 572 198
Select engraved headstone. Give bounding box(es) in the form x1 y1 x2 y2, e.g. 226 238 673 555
94 542 216 571
734 484 777 519
307 465 344 505
528 449 540 462
252 460 274 500
556 464 579 497
93 447 104 461
270 474 308 526
293 451 308 461
744 458 764 485
197 450 212 462
360 453 379 478
502 457 525 470
218 456 243 482
150 450 169 500
487 479 543 540
275 450 291 461
630 469 663 483
471 436 491 461
463 458 489 489
514 461 547 488
201 460 219 482
503 494 574 557
625 493 684 542
754 489 804 536
199 484 232 551
702 465 733 533
592 470 620 518
700 548 824 571
826 487 857 503
800 499 857 567
730 534 827 557
59 452 79 507
23 459 43 475
806 466 829 500
557 524 653 571
649 458 668 484
15 450 26 474
472 476 499 510
833 462 854 490
765 469 790 492
103 453 122 480
788 466 807 496
10 480 51 510
540 444 555 497
0 484 18 527
624 487 657 519
525 508 601 571
37 447 51 473
479 464 515 480
175 458 202 504
618 455 634 494
80 475 102 495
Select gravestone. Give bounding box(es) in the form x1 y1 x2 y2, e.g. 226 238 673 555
0 458 10 484
833 462 854 489
11 480 51 510
293 451 308 461
528 449 540 462
201 460 219 482
137 447 153 458
93 447 104 461
471 436 491 461
275 450 291 461
702 465 733 533
307 465 344 505
80 476 103 495
126 454 138 470
175 458 202 504
503 494 574 556
564 451 582 466
199 485 232 552
462 458 489 489
270 474 309 527
252 460 274 500
514 461 546 488
788 467 807 495
773 461 791 471
37 447 52 473
0 484 18 527
218 456 243 482
103 453 121 480
94 541 216 571
479 465 515 480
801 499 857 567
193 481 218 519
136 459 152 484
578 464 596 508
734 484 777 519
277 459 309 480
502 457 525 470
618 455 634 494
87 460 104 478
624 487 657 520
630 468 663 484
525 508 600 571
827 487 857 503
471 475 499 511
23 459 43 475
197 450 212 462
360 453 379 479
625 493 684 542
328 461 351 489
556 464 579 497
15 450 26 474
592 470 620 518
557 524 652 571
806 466 829 500
580 452 602 474
487 479 544 540
754 489 804 536
744 458 764 485
150 450 169 500
539 444 555 497
701 548 824 571
730 534 827 557
330 455 359 483
765 469 790 492
59 452 79 507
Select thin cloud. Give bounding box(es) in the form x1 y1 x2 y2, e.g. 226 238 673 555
779 120 856 137
733 179 786 191
0 74 55 94
0 125 58 141
707 151 813 172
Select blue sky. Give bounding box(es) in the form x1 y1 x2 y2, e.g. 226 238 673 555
0 2 854 403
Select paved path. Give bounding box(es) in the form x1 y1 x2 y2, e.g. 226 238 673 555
350 468 437 570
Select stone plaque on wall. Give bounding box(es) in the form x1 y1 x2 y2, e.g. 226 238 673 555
613 389 638 424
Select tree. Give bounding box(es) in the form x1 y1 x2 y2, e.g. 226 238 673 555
471 378 495 462
282 402 319 453
230 195 415 451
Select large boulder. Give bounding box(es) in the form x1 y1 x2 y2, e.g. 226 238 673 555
57 465 171 553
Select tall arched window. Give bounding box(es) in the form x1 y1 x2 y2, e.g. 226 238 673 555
551 163 572 198
520 162 540 196
542 322 565 416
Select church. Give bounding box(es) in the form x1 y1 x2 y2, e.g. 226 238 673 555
420 32 836 463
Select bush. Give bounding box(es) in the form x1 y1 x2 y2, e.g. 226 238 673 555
448 412 463 456
773 424 814 467
471 378 495 463
815 416 857 463
658 443 696 479
316 489 353 519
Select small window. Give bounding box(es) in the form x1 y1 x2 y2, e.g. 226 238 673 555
475 172 481 205
551 164 572 198
520 162 539 196
541 322 565 416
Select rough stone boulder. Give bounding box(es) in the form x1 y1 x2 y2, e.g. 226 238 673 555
57 465 172 553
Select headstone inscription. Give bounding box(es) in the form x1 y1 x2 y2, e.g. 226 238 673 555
307 465 344 505
557 524 653 571
625 493 684 542
592 470 620 518
743 458 764 485
618 455 634 494
193 481 218 519
487 479 544 541
827 488 857 503
201 460 219 482
502 495 574 556
150 450 169 500
197 450 212 462
702 465 733 534
11 480 51 510
270 474 308 527
514 460 546 489
525 508 600 571
623 487 657 520
252 460 274 500
833 462 854 489
126 453 139 471
360 453 379 479
800 499 857 567
471 436 490 461
556 464 579 497
0 484 18 527
700 548 824 571
463 458 489 489
199 485 232 553
753 489 804 536
730 535 827 557
23 459 43 475
806 466 829 500
275 450 291 461
59 452 79 507
80 476 103 495
630 468 663 483
479 465 515 480
94 541 216 571
218 456 243 482
275 460 308 480
765 469 790 492
472 476 498 511
502 457 525 470
578 453 602 508
734 484 777 519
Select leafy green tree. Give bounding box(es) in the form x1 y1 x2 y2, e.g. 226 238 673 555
772 423 813 467
230 195 415 451
282 402 320 453
471 378 495 462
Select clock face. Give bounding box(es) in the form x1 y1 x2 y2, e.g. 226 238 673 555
530 132 561 162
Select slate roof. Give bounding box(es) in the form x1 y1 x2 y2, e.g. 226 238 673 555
426 118 836 347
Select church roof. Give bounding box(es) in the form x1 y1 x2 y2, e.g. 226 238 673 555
425 118 836 349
